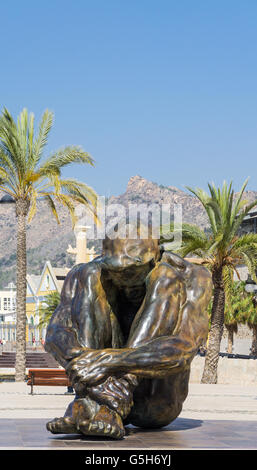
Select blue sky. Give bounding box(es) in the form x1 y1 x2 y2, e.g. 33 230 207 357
1 0 257 196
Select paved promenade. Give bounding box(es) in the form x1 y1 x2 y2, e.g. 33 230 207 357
0 381 256 449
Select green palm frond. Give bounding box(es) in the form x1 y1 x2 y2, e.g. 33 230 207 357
0 166 14 185
230 178 249 221
183 180 257 268
59 178 97 206
231 233 257 247
180 223 207 242
186 186 219 234
54 193 77 227
27 186 37 223
38 146 94 177
160 221 210 259
0 146 19 184
178 238 209 258
230 234 257 283
0 107 99 226
0 108 25 180
160 222 207 244
38 291 61 328
43 194 60 224
228 200 257 244
223 281 246 327
32 110 54 168
17 108 30 164
235 287 257 327
240 252 257 283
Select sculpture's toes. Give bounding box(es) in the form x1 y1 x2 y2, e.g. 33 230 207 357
46 417 78 434
79 418 125 440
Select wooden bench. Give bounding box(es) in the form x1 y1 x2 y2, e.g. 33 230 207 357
27 368 72 395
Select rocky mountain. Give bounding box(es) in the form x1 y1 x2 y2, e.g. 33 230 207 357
109 175 257 229
0 175 257 288
108 175 209 228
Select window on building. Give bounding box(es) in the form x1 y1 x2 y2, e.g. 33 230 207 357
3 298 13 311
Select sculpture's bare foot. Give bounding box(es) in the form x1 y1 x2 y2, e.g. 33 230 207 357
46 416 78 434
77 405 125 440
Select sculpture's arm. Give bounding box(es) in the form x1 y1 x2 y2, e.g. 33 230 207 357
44 267 83 368
44 263 105 368
67 262 212 387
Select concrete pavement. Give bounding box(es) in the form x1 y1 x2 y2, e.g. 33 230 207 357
0 381 257 448
0 381 257 421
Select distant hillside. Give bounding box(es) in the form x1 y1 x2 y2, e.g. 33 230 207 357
0 198 76 288
109 175 209 228
1 176 257 288
109 175 257 228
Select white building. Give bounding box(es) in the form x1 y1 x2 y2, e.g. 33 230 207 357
0 282 16 323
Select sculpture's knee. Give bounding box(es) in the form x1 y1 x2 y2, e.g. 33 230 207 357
126 374 189 429
129 402 182 429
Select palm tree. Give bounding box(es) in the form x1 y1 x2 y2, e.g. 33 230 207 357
38 291 61 329
248 313 257 356
161 180 257 383
205 282 246 355
0 107 98 381
241 293 257 357
224 281 246 354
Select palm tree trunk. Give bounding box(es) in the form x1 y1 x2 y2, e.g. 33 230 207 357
226 326 234 354
201 266 224 384
15 199 28 381
250 325 257 357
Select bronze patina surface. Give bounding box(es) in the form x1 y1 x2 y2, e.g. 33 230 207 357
45 226 212 439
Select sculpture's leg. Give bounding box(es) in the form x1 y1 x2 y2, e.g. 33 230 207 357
85 308 191 431
46 297 128 439
123 295 191 429
124 371 190 429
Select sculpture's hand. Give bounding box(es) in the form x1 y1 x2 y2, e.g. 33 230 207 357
66 349 122 387
87 375 137 418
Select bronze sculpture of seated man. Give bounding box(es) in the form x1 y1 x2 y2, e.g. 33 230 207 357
45 225 212 439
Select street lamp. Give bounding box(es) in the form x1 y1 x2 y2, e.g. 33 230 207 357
245 274 257 293
0 194 15 204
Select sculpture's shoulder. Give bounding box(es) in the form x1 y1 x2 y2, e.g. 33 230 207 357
147 251 211 288
146 254 184 289
158 251 212 297
61 258 104 298
160 251 211 279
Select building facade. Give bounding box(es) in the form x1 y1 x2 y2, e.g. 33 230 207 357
0 282 16 342
0 262 71 344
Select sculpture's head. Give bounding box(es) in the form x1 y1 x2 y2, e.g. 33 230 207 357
102 224 160 287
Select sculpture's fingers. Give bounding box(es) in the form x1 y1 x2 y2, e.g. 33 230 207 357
80 367 108 386
106 380 127 399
